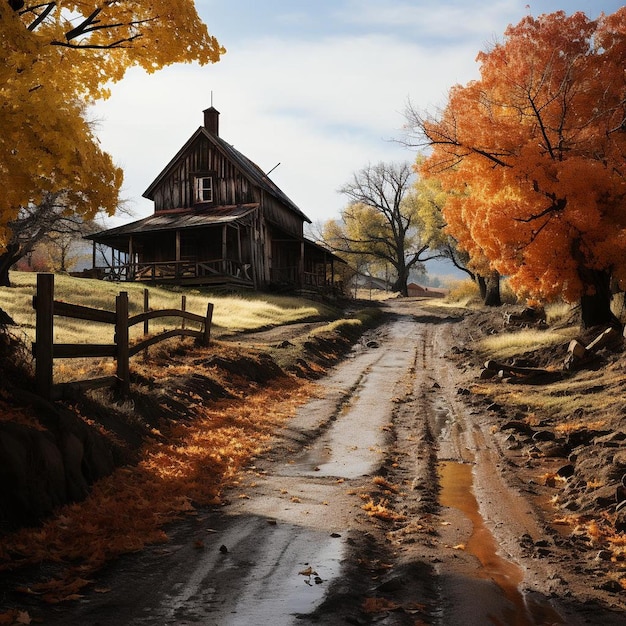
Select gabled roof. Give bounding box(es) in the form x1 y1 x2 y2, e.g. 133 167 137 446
143 127 311 224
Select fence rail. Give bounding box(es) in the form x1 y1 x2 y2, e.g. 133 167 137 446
33 273 214 400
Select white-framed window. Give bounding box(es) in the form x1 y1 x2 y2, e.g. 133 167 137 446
194 176 213 203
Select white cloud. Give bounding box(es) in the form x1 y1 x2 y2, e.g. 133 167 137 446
101 0 617 227
337 0 523 40
93 24 488 225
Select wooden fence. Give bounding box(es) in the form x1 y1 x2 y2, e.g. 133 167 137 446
33 273 214 400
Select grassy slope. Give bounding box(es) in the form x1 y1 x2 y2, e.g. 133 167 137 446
0 272 340 344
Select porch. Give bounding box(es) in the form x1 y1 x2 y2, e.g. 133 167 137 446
268 239 347 296
96 258 254 287
86 205 258 288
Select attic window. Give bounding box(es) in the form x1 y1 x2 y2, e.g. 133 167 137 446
194 176 213 203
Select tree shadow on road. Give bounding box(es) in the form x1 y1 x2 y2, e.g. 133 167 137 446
412 314 465 325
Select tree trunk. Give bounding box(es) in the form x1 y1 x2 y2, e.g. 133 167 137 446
0 244 21 288
476 275 487 300
580 268 621 329
391 275 409 297
483 271 502 307
391 261 410 297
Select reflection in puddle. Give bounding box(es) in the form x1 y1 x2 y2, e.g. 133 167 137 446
224 533 344 626
286 539 344 616
438 461 564 625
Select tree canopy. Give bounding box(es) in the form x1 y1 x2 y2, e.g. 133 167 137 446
1 0 224 252
406 9 626 326
324 162 434 296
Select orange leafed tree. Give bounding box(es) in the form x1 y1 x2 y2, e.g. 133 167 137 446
407 9 626 327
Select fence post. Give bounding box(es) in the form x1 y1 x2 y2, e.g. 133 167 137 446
143 289 149 335
143 289 149 361
181 295 186 339
34 273 54 400
116 291 130 395
202 302 214 346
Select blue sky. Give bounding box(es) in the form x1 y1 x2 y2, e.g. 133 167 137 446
92 1 625 238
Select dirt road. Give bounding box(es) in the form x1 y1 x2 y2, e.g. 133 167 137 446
44 300 626 625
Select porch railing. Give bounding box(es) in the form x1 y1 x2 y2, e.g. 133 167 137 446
98 259 253 283
270 267 341 292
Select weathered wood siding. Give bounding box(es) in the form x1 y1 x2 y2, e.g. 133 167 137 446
152 135 256 211
142 127 307 290
262 192 304 239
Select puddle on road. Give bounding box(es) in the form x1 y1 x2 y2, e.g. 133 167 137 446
438 461 564 625
285 539 344 616
432 398 452 439
225 535 344 626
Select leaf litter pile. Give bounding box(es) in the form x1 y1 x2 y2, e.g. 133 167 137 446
0 340 314 618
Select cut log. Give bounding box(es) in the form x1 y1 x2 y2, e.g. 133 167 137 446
567 339 587 359
484 359 549 376
483 359 561 384
479 368 497 379
503 307 546 326
585 327 621 352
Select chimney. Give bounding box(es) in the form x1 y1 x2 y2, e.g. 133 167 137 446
203 106 220 136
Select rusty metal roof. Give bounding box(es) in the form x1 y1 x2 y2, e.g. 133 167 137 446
86 204 258 248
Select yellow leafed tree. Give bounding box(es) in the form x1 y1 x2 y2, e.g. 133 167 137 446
0 0 224 262
325 162 434 296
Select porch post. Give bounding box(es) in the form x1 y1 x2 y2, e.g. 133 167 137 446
250 228 258 289
175 230 181 261
128 236 134 280
221 225 227 260
299 240 305 287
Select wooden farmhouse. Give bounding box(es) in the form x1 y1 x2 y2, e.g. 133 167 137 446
87 106 345 294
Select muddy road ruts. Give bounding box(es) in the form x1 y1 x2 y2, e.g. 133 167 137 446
42 300 626 625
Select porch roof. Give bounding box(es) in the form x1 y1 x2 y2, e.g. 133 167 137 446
303 239 347 266
86 204 258 250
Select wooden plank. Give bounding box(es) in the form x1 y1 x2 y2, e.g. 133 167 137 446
116 291 130 395
53 376 119 399
143 289 149 336
128 309 207 327
51 343 117 358
61 376 119 390
34 273 54 400
52 300 116 324
128 329 203 356
202 302 214 346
